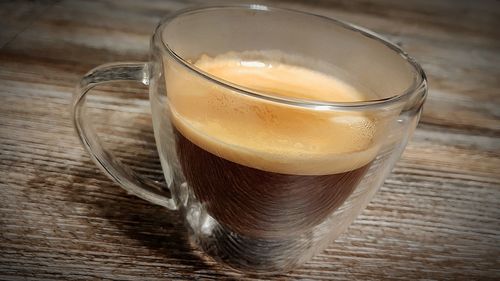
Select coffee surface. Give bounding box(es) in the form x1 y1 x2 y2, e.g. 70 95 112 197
166 51 381 237
168 51 379 175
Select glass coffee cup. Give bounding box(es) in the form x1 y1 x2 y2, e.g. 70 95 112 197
73 5 427 274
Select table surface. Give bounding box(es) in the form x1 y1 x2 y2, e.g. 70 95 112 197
1 0 499 280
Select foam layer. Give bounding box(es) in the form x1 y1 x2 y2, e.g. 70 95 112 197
166 51 381 175
194 52 366 102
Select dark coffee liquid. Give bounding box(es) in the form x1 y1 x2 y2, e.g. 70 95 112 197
174 127 371 238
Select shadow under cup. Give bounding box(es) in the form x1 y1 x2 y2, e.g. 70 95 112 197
148 5 426 273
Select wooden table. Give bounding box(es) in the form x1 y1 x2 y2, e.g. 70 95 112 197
1 0 499 280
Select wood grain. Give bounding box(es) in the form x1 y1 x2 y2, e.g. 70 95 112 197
1 0 499 280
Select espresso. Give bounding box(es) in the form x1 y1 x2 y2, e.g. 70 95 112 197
167 51 380 238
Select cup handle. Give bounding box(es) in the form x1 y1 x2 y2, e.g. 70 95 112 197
72 62 176 210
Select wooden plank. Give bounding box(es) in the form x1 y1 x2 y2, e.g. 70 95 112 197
0 0 59 48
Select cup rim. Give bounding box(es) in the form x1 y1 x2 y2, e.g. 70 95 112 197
158 4 427 110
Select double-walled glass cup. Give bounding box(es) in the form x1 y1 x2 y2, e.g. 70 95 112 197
73 5 427 274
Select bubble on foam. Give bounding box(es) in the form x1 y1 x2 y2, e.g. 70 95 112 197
294 142 304 149
240 60 268 68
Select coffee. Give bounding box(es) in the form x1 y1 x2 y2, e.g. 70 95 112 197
167 51 380 238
